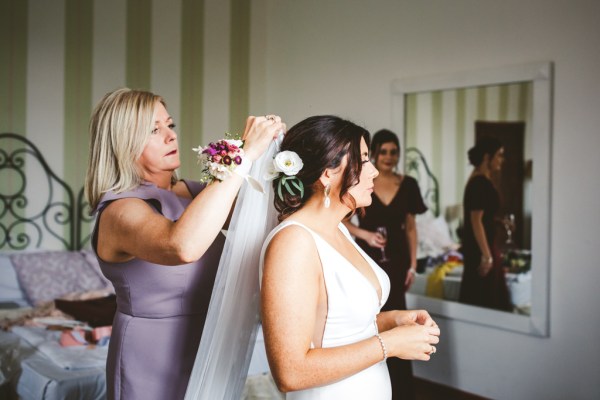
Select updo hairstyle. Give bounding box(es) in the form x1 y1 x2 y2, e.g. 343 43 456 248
274 115 370 221
467 136 502 167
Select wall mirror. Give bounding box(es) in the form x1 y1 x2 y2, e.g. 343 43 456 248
391 62 552 336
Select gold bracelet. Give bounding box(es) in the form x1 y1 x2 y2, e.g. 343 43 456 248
481 255 493 264
375 333 388 362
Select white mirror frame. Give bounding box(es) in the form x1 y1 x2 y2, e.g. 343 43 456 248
391 62 552 336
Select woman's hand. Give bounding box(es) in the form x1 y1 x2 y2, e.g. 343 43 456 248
382 323 440 361
364 230 387 249
377 309 437 333
393 309 437 328
404 268 416 290
242 115 286 161
478 256 493 276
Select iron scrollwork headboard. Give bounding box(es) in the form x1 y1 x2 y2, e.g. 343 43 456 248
405 147 440 217
0 132 92 251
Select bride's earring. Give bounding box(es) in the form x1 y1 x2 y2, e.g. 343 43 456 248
324 184 331 208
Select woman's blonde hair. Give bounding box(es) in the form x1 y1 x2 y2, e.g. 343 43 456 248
85 88 167 211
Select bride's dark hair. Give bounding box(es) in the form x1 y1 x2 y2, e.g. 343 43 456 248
274 115 370 221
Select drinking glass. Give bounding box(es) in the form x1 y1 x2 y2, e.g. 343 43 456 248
376 226 389 262
503 213 515 244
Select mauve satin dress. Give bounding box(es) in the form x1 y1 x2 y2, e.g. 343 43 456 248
92 180 224 400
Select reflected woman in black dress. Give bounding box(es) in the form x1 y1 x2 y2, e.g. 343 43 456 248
344 129 427 400
459 136 512 312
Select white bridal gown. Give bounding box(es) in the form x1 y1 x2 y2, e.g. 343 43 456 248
261 221 392 400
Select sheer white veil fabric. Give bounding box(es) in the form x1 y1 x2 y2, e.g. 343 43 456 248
184 137 281 400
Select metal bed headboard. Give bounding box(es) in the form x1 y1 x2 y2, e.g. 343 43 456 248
0 132 92 251
405 147 440 217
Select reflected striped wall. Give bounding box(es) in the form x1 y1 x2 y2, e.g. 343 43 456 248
0 0 250 249
405 82 532 215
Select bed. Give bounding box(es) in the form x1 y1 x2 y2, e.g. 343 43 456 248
0 132 115 400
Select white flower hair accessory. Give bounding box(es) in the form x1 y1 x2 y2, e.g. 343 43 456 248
265 150 304 201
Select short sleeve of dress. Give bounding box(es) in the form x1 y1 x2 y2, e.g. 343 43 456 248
405 176 428 215
465 176 489 211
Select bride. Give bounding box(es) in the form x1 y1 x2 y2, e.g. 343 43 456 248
260 115 441 398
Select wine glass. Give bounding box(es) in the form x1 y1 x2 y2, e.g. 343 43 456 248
376 226 389 262
503 213 515 244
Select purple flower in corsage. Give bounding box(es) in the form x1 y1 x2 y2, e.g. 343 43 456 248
192 135 245 183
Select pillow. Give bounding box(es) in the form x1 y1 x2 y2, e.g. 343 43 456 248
0 254 29 306
10 251 110 305
430 216 455 248
417 213 457 258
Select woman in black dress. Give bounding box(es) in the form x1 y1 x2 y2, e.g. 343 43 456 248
344 129 427 400
459 136 512 312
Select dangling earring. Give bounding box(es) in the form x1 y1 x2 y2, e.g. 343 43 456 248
324 184 331 208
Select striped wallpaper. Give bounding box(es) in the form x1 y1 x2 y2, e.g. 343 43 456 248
405 81 533 216
0 0 251 248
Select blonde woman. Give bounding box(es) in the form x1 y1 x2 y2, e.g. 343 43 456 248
85 88 283 400
260 116 440 399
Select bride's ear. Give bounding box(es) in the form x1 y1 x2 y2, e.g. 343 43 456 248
318 168 336 188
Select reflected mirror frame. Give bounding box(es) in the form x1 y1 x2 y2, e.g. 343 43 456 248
391 62 553 337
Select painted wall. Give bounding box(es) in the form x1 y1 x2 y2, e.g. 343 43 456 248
2 0 599 398
1 0 252 246
1 0 251 187
252 1 600 399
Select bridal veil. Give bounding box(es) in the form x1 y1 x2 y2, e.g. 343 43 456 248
184 137 280 399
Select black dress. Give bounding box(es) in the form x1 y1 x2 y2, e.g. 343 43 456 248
459 175 511 311
356 175 427 400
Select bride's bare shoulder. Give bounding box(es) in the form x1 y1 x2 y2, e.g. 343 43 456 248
265 223 319 269
262 225 321 294
269 223 314 250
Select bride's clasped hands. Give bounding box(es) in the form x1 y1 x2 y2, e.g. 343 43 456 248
378 309 440 361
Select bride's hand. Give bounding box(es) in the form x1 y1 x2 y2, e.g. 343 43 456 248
242 115 286 161
382 323 440 361
378 309 437 331
395 309 437 328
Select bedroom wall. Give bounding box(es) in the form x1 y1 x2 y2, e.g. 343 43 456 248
2 0 599 398
1 0 251 191
1 0 253 248
249 0 600 399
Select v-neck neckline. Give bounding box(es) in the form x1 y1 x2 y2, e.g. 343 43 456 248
373 180 403 207
288 221 384 307
373 174 405 207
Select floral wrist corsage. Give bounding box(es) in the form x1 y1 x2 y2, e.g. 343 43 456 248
265 150 304 201
192 136 247 183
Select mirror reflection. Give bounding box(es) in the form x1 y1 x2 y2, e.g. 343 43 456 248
403 81 533 315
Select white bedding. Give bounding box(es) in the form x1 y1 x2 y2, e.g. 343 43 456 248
0 328 107 400
11 326 108 370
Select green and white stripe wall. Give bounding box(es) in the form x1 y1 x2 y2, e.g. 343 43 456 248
1 0 251 190
404 82 532 215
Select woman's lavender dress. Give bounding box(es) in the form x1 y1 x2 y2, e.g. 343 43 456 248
92 181 225 400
